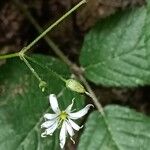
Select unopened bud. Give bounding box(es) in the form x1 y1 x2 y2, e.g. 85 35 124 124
66 79 85 93
39 81 47 92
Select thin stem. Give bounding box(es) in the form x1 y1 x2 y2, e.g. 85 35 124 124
15 0 86 54
13 0 84 76
13 0 105 115
21 55 42 82
79 75 105 116
0 52 19 60
25 55 67 83
13 0 74 67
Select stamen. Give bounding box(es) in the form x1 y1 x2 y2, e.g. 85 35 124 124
58 119 63 128
70 137 75 144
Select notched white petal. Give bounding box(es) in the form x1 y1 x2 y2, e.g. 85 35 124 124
60 122 67 149
41 119 58 138
65 121 75 137
68 119 83 131
44 113 58 120
49 94 60 113
45 121 58 135
41 120 56 128
65 98 75 113
69 104 94 120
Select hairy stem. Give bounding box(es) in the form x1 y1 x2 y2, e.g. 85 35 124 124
13 0 86 54
80 75 105 116
20 55 42 82
13 0 73 67
25 55 67 83
0 52 19 60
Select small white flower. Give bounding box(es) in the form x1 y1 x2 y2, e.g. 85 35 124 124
41 94 93 149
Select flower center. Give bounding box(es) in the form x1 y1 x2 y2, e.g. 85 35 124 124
60 111 68 120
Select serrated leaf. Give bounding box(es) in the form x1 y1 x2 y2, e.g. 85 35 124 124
78 105 150 150
145 2 150 64
0 55 85 150
80 6 150 87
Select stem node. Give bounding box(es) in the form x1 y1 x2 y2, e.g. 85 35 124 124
18 50 25 60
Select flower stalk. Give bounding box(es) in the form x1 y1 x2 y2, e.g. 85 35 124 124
19 53 47 92
25 55 67 83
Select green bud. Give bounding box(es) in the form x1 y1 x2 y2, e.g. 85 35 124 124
39 81 47 92
66 79 85 93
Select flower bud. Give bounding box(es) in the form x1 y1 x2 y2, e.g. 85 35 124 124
66 79 85 93
39 81 47 92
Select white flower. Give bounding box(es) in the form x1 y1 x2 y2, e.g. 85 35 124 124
41 94 93 149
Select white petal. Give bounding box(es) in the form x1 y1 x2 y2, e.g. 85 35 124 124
46 120 58 135
59 122 67 149
69 104 93 120
41 131 47 137
68 119 83 131
49 94 60 113
65 98 75 113
41 119 58 137
65 120 74 137
41 119 56 128
44 113 58 120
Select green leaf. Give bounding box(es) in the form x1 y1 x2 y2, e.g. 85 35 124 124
80 6 150 87
145 2 150 63
78 105 150 150
0 55 85 150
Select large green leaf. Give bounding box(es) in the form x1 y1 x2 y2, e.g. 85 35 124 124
78 105 150 150
0 55 85 150
80 6 150 87
145 2 150 63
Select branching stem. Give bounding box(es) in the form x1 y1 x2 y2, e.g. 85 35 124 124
24 55 67 83
0 52 19 60
1 0 85 85
13 0 105 115
20 54 42 82
2 0 105 115
14 0 86 54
